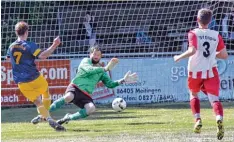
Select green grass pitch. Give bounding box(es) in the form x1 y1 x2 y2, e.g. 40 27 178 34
1 102 234 142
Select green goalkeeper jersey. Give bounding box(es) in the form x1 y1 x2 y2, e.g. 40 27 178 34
71 58 119 95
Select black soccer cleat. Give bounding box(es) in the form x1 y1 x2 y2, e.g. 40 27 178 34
56 113 71 125
193 119 202 133
217 120 224 140
48 119 66 132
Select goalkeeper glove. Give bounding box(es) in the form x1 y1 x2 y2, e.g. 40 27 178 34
104 58 119 71
119 71 138 84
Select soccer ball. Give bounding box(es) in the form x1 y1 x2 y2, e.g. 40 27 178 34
112 98 127 112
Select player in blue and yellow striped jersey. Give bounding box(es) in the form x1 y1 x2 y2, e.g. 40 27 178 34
6 21 65 131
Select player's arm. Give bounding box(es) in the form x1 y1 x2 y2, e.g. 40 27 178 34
216 48 228 59
101 73 119 88
101 70 138 88
79 58 119 77
38 36 61 59
5 48 10 61
216 34 228 59
174 31 197 62
174 46 196 62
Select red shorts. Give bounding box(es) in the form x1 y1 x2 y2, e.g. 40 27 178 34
188 75 220 96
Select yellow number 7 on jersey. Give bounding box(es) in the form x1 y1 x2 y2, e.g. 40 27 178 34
13 52 22 64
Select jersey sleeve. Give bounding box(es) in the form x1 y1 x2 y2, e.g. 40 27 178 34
216 34 225 52
188 31 197 49
29 42 42 57
101 73 119 88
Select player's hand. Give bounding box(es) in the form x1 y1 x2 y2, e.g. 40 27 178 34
123 71 138 83
104 58 119 71
174 55 180 62
53 36 61 47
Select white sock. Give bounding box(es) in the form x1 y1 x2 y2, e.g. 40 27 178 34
216 115 223 121
194 113 201 120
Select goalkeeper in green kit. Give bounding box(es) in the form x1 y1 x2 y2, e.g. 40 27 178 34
32 45 138 125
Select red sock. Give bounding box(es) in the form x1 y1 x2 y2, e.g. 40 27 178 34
213 101 223 116
190 98 200 120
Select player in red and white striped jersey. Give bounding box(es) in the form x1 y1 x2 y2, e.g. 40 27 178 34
174 8 228 140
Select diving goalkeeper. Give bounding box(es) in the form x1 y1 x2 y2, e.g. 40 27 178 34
33 45 138 125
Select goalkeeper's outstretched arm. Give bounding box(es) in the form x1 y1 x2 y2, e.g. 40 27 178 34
79 57 119 77
101 73 119 88
101 71 138 88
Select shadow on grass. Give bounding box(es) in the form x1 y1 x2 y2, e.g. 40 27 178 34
95 111 133 115
86 116 138 120
126 122 167 125
2 102 233 123
68 122 167 132
69 129 109 133
1 111 138 123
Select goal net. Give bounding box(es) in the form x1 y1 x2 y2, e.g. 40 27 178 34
1 0 234 107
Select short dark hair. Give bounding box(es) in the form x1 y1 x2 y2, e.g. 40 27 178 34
15 21 29 36
89 44 102 54
197 8 212 25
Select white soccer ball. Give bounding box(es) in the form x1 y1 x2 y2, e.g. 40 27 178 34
112 98 127 112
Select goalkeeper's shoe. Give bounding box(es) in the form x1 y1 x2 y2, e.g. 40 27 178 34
31 115 45 124
57 113 71 125
48 119 66 132
216 120 224 140
193 119 202 133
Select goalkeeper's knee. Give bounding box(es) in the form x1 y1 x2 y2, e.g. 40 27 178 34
84 102 96 115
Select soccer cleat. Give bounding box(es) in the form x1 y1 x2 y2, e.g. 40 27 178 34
216 120 224 140
48 119 66 132
193 119 202 133
56 113 71 125
31 115 44 124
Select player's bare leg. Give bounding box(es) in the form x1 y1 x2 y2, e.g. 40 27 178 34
190 91 202 133
34 97 66 131
31 89 51 124
208 94 224 140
